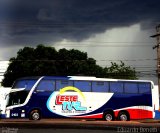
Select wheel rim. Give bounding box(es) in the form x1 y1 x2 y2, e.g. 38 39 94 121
32 112 40 120
105 114 112 121
120 114 127 121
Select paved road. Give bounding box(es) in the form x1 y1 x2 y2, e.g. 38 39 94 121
0 127 159 133
0 128 117 133
0 119 160 133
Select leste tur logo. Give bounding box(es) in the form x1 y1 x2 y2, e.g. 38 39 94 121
55 86 87 112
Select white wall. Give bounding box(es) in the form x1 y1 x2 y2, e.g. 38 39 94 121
0 87 11 114
0 61 9 86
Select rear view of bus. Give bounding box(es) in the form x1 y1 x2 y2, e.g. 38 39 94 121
152 85 160 119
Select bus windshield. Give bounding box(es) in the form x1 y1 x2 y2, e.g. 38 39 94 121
12 79 38 90
6 91 29 107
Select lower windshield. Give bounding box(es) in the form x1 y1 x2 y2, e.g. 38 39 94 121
6 91 29 107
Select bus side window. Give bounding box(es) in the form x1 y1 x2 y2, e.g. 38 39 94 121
124 82 138 94
36 80 55 92
25 80 37 90
139 83 151 94
92 82 109 92
13 79 37 90
110 82 123 93
74 81 91 92
56 80 73 91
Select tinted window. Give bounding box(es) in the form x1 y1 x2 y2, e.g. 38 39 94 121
13 79 37 90
92 82 109 92
139 83 151 94
56 80 73 91
74 81 91 92
124 82 138 93
36 80 55 91
110 82 123 93
7 91 29 107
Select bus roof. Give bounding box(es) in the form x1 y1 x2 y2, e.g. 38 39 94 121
15 76 154 84
43 76 153 83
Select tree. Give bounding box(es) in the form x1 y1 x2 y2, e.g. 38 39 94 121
2 45 137 87
104 61 137 79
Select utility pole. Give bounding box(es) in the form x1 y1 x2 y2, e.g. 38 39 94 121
151 24 160 94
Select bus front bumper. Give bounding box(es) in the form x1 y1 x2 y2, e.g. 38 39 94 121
0 114 6 119
5 108 26 118
0 110 6 119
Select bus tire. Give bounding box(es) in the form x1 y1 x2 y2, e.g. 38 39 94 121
103 111 114 121
118 111 130 121
29 109 41 120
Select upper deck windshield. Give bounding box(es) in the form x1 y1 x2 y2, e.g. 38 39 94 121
7 77 39 107
12 78 38 90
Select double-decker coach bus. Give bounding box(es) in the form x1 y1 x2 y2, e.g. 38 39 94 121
5 76 158 121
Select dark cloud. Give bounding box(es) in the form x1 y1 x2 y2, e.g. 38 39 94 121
0 0 160 46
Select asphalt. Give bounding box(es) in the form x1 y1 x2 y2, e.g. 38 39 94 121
0 119 160 130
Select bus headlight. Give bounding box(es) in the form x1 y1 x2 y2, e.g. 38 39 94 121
21 110 25 117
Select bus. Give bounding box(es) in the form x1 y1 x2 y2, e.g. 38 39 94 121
5 76 158 121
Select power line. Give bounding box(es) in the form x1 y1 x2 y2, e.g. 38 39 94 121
55 40 154 44
0 58 157 62
0 21 159 26
54 44 153 47
97 58 156 61
0 21 155 26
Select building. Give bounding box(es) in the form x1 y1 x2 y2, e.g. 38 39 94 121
0 61 9 86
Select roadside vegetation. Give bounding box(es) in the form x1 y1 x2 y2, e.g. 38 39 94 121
2 45 137 87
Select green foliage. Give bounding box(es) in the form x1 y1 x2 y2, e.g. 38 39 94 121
104 61 137 79
2 45 138 87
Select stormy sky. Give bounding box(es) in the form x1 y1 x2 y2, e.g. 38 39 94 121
0 0 159 83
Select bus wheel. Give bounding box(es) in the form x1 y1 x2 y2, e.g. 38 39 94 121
103 111 114 121
118 111 130 121
29 110 41 120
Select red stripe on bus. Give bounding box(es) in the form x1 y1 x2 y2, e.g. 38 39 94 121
115 109 153 119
